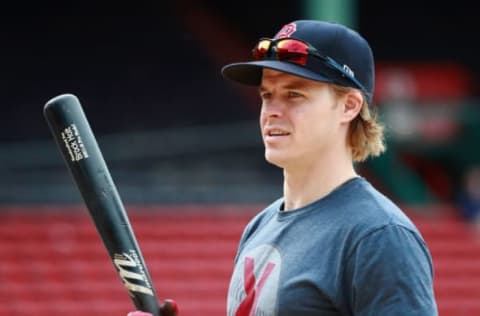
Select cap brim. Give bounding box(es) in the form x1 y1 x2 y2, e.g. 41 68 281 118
221 60 335 86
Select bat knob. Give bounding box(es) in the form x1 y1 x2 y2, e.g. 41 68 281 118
161 299 179 316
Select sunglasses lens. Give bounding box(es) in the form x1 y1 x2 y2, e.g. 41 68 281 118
252 39 271 60
252 39 310 66
276 40 309 65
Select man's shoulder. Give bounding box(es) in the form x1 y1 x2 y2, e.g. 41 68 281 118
337 178 419 233
246 198 281 228
238 198 282 243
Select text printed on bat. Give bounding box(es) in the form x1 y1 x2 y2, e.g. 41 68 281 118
61 124 89 162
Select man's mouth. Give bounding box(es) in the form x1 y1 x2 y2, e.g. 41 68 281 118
269 131 289 136
266 129 291 137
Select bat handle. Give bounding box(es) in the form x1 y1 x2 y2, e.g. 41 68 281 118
129 299 178 316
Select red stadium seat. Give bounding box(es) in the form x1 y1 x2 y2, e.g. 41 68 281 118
1 205 478 316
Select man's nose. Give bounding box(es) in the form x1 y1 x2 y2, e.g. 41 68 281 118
262 99 285 118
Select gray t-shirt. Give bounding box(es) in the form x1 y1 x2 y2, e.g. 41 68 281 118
227 177 438 316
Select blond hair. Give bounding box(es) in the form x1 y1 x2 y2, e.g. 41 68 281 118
331 85 386 162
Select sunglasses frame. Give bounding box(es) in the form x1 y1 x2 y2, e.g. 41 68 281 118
252 37 367 94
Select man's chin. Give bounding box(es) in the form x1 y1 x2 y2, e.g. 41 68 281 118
264 151 289 169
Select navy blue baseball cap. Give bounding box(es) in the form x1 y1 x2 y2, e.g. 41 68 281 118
222 20 375 104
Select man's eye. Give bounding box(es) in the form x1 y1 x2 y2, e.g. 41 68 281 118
261 92 272 99
288 91 303 98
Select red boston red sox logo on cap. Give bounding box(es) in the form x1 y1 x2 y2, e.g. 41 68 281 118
275 22 296 38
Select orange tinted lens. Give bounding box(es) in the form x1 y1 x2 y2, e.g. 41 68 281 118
276 39 309 65
252 39 271 60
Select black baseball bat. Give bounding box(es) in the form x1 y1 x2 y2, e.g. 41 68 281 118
43 93 162 316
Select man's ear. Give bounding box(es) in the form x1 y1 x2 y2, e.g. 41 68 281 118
340 89 363 124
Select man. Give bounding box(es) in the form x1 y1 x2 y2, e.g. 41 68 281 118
129 20 438 316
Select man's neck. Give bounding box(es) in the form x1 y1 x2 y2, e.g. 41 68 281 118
282 153 357 211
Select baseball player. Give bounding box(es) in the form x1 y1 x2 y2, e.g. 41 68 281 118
129 20 438 316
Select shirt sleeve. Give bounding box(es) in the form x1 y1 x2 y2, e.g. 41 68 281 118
343 224 438 316
233 208 275 264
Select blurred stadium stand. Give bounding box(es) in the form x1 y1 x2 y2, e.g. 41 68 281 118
0 121 282 203
368 62 480 205
1 0 480 315
1 205 480 315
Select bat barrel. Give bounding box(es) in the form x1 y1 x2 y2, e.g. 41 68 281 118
44 94 161 316
44 94 111 210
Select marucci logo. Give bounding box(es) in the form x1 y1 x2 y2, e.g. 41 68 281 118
113 250 154 296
